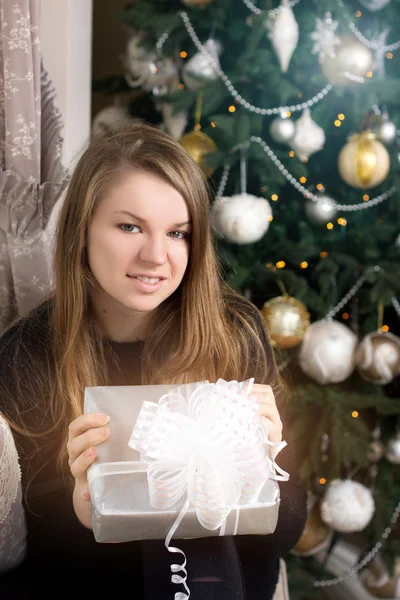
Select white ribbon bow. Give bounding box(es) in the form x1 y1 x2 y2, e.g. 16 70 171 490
129 378 288 599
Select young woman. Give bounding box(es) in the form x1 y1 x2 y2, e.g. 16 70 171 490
0 122 307 599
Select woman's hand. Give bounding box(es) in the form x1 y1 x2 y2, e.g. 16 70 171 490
67 412 110 528
251 384 283 445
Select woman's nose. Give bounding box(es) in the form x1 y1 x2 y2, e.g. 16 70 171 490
139 235 167 266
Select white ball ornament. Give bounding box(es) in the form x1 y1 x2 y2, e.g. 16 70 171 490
355 331 400 385
182 39 222 91
321 479 375 533
212 193 272 245
92 105 130 135
269 115 296 144
290 109 325 162
299 320 358 384
338 131 390 189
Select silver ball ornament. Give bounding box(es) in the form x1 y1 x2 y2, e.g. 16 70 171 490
377 118 397 145
321 36 373 86
356 332 400 385
386 434 400 464
305 194 337 224
269 115 296 144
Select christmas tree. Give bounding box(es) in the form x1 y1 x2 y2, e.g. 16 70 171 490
93 0 400 596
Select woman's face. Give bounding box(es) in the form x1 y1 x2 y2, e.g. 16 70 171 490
87 170 191 315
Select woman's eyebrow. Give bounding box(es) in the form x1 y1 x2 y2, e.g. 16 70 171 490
114 210 191 228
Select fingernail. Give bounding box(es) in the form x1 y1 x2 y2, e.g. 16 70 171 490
97 414 110 424
85 447 94 458
98 427 108 438
81 488 90 501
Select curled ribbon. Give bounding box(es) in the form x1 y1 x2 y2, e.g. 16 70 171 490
129 378 289 599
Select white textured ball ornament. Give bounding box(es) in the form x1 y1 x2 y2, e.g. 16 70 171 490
321 479 375 533
92 105 130 135
182 39 222 91
299 320 357 384
304 194 337 224
212 193 272 245
355 331 400 385
269 115 296 144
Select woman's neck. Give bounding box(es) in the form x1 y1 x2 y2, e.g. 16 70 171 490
90 289 154 343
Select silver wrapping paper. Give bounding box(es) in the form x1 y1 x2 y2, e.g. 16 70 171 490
85 384 281 544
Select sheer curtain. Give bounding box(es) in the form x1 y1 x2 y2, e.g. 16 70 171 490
0 0 69 332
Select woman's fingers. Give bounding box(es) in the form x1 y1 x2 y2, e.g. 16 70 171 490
68 412 109 441
251 384 282 443
252 384 275 403
70 446 98 482
67 425 109 467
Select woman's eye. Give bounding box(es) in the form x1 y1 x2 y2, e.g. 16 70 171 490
168 231 189 240
120 224 140 233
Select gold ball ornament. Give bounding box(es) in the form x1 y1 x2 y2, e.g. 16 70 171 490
181 0 213 6
179 130 217 178
261 295 310 349
355 331 400 385
292 503 333 557
321 35 373 86
338 131 390 189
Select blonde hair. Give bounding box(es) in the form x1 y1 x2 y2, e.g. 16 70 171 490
6 121 286 476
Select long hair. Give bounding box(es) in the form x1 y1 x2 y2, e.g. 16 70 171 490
6 121 287 476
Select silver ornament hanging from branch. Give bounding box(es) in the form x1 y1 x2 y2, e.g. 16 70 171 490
266 0 299 73
321 35 373 86
377 111 397 145
269 113 296 144
304 193 338 224
355 331 400 385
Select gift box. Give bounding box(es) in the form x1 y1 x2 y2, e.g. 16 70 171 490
85 380 286 545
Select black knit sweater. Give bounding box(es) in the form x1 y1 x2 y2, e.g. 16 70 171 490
0 300 307 600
